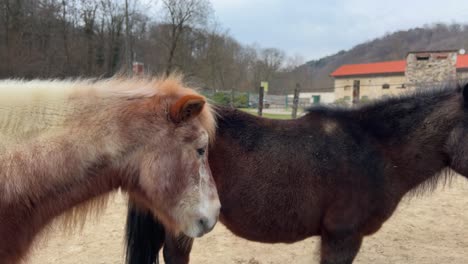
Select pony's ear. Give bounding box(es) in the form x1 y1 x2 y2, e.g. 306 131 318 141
169 94 206 123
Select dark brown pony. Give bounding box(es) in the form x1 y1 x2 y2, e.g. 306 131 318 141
125 84 468 264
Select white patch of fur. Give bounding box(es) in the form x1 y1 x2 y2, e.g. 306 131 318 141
197 160 220 231
322 120 338 134
186 132 220 237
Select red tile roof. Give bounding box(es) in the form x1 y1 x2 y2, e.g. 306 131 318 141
456 54 468 69
330 60 406 77
330 54 468 77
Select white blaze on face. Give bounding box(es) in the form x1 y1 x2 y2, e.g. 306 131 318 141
197 156 221 230
181 131 220 238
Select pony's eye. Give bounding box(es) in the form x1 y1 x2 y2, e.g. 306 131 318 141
197 148 206 156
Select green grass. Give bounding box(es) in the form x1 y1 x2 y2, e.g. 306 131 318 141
260 113 293 119
238 108 294 120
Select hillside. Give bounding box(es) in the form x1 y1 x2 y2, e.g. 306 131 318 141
305 23 468 91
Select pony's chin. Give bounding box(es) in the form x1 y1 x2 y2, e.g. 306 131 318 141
181 220 217 238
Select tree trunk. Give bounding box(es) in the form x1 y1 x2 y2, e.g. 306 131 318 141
165 24 182 76
3 0 11 75
61 0 70 72
124 0 132 74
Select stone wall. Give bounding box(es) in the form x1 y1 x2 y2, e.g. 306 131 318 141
405 51 458 88
457 70 468 83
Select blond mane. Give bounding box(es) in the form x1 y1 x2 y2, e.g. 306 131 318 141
0 75 215 145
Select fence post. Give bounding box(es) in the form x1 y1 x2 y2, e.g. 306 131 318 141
292 83 300 118
352 80 360 105
258 85 264 116
230 89 235 107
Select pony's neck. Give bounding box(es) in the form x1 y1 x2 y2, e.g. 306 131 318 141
0 101 137 263
358 92 461 195
0 166 128 263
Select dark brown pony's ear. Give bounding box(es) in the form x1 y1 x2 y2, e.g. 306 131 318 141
169 94 206 123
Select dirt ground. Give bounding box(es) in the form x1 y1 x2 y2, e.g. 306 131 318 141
28 177 468 264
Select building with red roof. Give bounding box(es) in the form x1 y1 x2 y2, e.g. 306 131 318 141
331 50 468 105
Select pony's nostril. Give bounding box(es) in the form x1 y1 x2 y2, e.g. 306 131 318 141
197 217 216 235
198 217 209 230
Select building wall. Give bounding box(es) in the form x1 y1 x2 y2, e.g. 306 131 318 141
405 52 458 88
334 75 407 104
287 92 335 105
457 70 468 82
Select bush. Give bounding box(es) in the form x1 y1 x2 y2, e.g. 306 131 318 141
333 98 351 107
233 94 248 108
211 92 231 105
208 92 249 108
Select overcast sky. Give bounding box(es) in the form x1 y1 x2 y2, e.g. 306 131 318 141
210 0 468 61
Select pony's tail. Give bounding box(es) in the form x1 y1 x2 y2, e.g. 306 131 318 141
125 201 166 264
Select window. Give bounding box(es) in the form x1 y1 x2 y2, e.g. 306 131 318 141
397 84 406 89
382 83 390 89
344 85 351 91
416 53 430 60
436 54 448 59
312 95 321 104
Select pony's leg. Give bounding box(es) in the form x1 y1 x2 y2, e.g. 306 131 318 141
320 229 363 264
125 201 166 264
163 233 194 264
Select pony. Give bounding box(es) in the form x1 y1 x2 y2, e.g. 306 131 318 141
125 83 468 264
0 76 220 263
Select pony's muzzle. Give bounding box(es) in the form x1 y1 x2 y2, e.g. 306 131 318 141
187 201 220 238
196 216 217 236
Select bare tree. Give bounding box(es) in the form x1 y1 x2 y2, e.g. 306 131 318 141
260 48 285 81
100 0 125 76
283 54 310 92
160 0 212 76
80 0 98 75
0 0 290 92
60 0 77 71
124 0 131 73
0 0 12 75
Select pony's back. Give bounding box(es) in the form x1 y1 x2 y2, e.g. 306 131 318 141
0 80 81 147
0 78 178 146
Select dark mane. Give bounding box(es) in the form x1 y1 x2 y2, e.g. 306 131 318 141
305 86 464 195
306 85 460 116
305 86 462 140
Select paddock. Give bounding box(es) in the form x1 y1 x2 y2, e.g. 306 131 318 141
28 177 468 264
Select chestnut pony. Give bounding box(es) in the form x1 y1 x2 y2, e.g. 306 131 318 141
0 76 220 263
126 84 468 264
